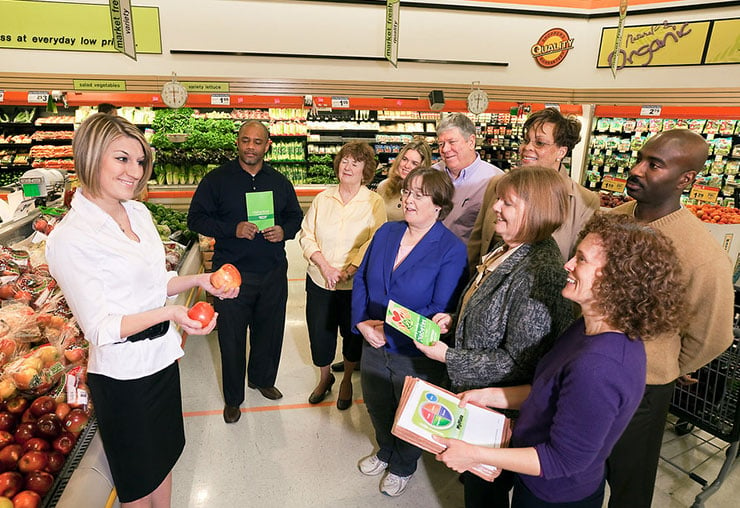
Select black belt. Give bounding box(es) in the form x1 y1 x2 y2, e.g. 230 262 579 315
127 321 170 343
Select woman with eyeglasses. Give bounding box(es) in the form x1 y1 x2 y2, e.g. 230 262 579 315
414 166 574 508
375 139 433 221
351 167 468 497
468 108 599 267
298 141 386 409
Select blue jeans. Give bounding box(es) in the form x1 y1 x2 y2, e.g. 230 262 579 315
360 341 447 477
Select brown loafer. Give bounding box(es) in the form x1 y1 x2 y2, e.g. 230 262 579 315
248 382 283 400
223 405 241 423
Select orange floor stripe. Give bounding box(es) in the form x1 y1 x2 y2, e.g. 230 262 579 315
183 399 365 417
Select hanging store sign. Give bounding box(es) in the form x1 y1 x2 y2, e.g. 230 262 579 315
73 79 127 91
109 0 136 60
385 0 400 67
611 0 628 77
531 28 574 68
597 17 740 69
0 0 161 54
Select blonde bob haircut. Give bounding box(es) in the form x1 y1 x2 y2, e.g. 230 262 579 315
495 166 569 244
73 113 153 198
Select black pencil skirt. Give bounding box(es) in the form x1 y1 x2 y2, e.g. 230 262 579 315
87 362 185 503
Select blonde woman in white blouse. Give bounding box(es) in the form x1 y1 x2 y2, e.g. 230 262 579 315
46 114 237 508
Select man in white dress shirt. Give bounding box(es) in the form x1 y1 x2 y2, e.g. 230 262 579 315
433 113 502 243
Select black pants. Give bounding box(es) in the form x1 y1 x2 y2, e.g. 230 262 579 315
360 342 447 477
214 261 288 406
464 471 604 508
606 381 675 508
305 278 361 366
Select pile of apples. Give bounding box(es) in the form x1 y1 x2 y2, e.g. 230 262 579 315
0 395 90 507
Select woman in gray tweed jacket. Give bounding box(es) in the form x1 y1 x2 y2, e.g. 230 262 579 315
416 166 575 507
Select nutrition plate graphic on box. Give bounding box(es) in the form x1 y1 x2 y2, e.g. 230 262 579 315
412 391 466 437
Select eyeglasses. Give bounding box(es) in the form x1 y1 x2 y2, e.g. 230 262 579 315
519 137 556 149
401 189 429 200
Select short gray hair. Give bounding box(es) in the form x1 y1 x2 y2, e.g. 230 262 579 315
436 113 476 139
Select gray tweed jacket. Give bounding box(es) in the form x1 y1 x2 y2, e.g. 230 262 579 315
446 237 573 391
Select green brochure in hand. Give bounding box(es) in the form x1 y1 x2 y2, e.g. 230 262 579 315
245 191 275 231
385 300 440 346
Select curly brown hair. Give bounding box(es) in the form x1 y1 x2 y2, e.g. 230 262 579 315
578 213 685 340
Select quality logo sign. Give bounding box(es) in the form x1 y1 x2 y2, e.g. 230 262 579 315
531 28 574 68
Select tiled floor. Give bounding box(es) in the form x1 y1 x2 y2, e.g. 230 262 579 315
172 240 740 507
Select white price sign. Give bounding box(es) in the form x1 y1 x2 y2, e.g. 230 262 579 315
211 94 230 106
0 90 4 103
27 91 49 104
331 96 350 109
640 105 662 117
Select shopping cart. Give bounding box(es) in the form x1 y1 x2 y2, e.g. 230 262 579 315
659 287 740 508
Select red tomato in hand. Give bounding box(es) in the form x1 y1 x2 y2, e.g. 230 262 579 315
187 302 215 327
210 264 241 290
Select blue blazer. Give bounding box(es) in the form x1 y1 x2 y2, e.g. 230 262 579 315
352 221 468 356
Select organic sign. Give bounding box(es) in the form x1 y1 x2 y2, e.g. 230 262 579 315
531 28 574 68
597 18 740 69
0 0 161 54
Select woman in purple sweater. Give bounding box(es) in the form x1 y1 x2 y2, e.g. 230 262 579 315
434 213 686 507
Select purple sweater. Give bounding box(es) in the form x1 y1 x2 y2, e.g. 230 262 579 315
512 319 646 503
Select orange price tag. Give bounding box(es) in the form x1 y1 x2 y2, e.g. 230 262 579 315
690 184 720 203
601 175 627 193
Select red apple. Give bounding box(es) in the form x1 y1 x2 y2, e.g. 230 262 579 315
13 424 36 446
63 409 89 436
11 490 40 508
187 302 215 328
43 451 64 474
0 339 15 360
22 439 49 454
51 432 75 455
0 445 22 471
210 263 241 290
28 397 55 419
19 410 35 424
4 398 27 416
0 472 21 498
0 414 14 433
34 414 61 440
63 348 85 363
32 219 47 234
0 432 12 449
23 471 53 496
18 451 47 473
53 403 70 422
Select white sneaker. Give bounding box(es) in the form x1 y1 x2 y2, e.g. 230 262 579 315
380 472 413 497
358 454 388 476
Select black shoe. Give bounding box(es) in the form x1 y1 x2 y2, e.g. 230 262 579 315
337 383 353 411
223 405 241 423
308 374 335 404
331 361 361 373
248 381 283 400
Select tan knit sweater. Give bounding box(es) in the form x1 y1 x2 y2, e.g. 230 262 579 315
612 202 734 385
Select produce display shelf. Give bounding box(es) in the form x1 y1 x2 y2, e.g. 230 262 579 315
42 416 98 508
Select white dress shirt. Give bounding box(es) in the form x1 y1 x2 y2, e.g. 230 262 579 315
46 189 183 380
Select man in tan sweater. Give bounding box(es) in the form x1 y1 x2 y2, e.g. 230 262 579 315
608 129 734 508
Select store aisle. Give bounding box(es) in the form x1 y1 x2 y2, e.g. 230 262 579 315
170 240 740 508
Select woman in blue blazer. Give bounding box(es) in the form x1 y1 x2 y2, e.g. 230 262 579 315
352 167 468 497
